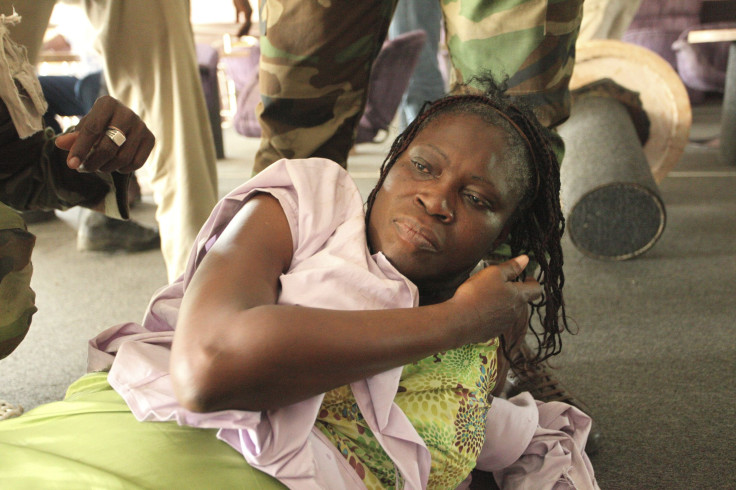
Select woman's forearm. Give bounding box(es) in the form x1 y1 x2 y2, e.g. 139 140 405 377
171 301 466 413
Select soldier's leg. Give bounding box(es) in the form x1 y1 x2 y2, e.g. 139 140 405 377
0 21 36 415
442 0 582 262
441 0 583 129
0 10 41 365
578 0 642 43
254 0 397 173
389 0 446 131
0 203 35 364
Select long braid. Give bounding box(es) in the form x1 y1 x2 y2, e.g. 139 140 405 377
504 106 568 363
366 77 569 365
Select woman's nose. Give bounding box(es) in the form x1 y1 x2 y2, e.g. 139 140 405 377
415 187 454 223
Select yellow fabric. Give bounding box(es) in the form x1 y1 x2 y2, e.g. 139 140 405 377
316 385 394 490
0 372 286 489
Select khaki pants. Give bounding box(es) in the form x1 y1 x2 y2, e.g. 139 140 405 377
578 0 642 43
2 0 219 282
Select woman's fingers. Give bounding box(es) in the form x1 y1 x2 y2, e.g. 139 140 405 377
519 276 543 302
498 255 529 281
494 256 542 301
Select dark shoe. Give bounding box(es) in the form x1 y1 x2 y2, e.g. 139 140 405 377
77 209 160 253
20 209 56 224
502 342 603 456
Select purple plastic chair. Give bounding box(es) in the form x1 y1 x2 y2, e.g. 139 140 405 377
622 0 732 104
356 29 427 143
672 22 735 94
223 30 427 144
196 43 225 158
222 44 262 138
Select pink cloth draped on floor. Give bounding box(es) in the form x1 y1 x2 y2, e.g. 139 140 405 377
460 393 599 489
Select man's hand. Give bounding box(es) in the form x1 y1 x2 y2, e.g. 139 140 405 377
54 95 155 174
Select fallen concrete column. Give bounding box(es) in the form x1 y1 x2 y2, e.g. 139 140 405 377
559 39 692 260
559 80 664 260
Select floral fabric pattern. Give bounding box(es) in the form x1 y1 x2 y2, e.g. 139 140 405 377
316 338 499 489
316 385 397 489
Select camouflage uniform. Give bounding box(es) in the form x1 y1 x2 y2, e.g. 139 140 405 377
2 0 219 282
254 0 583 173
0 13 128 360
0 204 35 360
0 128 131 361
0 130 129 359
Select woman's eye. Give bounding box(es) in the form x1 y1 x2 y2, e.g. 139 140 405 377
412 159 430 173
466 193 491 209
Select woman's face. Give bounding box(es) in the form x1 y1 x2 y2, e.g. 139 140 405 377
367 112 526 293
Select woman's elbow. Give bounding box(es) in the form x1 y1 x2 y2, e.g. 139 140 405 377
170 347 221 412
170 308 287 412
169 340 273 413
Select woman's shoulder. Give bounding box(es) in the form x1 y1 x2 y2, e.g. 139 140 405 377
263 157 363 216
238 158 356 199
215 158 364 257
278 158 365 246
279 157 354 188
280 157 346 172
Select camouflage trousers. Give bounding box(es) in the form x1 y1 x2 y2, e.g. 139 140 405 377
0 13 128 359
0 125 128 361
0 203 35 360
254 0 583 173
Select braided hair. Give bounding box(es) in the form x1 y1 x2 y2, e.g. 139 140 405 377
365 76 569 364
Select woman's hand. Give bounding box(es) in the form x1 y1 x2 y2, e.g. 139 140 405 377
54 95 155 174
448 255 542 345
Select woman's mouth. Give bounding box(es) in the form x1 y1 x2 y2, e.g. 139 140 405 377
394 218 440 252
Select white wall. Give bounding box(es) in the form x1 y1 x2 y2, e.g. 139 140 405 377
191 0 254 25
50 1 254 26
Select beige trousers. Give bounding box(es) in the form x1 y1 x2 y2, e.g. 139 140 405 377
577 0 642 43
2 0 219 282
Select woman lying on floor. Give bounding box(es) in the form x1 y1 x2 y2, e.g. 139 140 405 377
0 76 597 489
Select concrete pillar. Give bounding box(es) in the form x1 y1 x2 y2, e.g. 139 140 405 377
558 80 665 260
